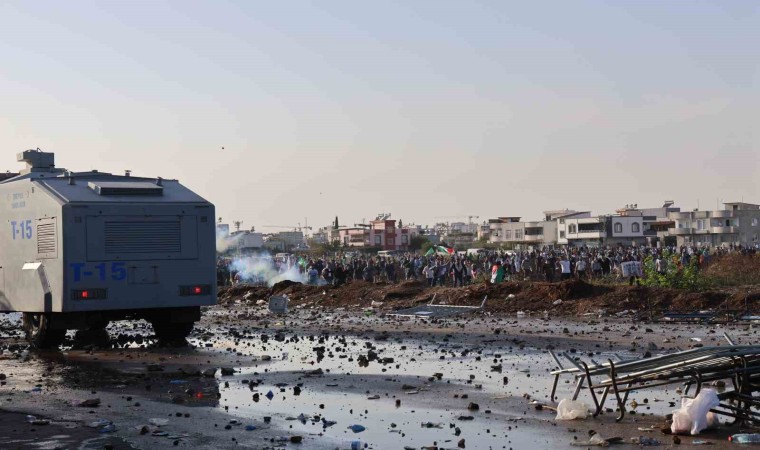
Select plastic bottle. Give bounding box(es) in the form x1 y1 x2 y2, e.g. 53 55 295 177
729 434 760 444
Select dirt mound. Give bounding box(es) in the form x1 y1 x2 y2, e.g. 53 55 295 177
440 279 614 314
508 279 606 301
383 281 428 300
218 276 760 317
704 253 760 286
217 284 271 304
271 281 325 299
271 280 301 291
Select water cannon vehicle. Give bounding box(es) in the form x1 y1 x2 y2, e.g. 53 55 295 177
0 150 216 347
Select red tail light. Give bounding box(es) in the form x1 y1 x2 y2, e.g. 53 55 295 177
72 289 107 300
180 285 211 296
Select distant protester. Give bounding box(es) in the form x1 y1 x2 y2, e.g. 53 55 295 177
216 242 757 290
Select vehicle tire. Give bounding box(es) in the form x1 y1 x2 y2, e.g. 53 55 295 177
73 322 111 348
22 313 66 349
151 321 194 347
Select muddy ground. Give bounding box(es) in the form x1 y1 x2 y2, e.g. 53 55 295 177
0 291 758 449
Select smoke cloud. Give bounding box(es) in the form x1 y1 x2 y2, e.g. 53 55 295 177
229 254 307 287
217 229 243 253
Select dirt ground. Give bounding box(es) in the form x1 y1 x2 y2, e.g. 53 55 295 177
0 283 757 449
219 277 760 318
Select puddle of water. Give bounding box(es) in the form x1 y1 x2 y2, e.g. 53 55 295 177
210 331 575 449
196 313 698 449
0 308 722 447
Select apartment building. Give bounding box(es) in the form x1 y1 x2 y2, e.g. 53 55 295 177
615 202 680 246
476 222 491 241
488 214 563 248
334 227 371 248
557 215 605 246
230 230 264 252
370 218 398 250
668 202 760 246
554 202 681 247
333 218 419 251
559 216 660 248
556 201 758 248
263 231 305 252
488 217 524 244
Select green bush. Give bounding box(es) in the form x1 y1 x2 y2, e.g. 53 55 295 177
641 253 708 291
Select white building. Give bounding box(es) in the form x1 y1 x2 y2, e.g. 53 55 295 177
488 215 562 248
558 214 648 247
230 230 264 252
668 202 760 247
488 217 524 244
557 215 603 246
607 215 645 246
524 220 558 246
448 222 479 235
264 231 305 252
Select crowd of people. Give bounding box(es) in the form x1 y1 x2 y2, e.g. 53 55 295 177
217 243 758 288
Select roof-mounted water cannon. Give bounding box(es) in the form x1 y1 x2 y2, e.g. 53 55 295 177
17 148 60 175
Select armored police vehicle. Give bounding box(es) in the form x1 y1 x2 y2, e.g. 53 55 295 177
0 150 216 348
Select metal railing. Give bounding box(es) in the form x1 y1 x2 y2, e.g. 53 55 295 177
548 334 760 423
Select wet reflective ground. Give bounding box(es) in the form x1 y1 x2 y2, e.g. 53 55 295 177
0 308 755 449
206 329 568 449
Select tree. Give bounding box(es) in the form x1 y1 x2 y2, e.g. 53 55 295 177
333 216 339 230
398 219 403 228
410 235 431 251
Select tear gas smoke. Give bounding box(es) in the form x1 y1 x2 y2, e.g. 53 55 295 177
217 230 243 253
229 254 307 287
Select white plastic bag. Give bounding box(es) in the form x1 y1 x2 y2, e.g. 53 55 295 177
670 388 720 435
671 408 691 434
555 398 590 420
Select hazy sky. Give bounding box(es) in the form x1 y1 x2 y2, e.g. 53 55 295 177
1 1 757 230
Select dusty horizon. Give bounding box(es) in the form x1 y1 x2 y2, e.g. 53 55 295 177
1 1 757 228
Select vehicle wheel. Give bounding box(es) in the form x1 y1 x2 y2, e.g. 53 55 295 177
22 313 66 349
73 322 111 348
151 321 194 347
